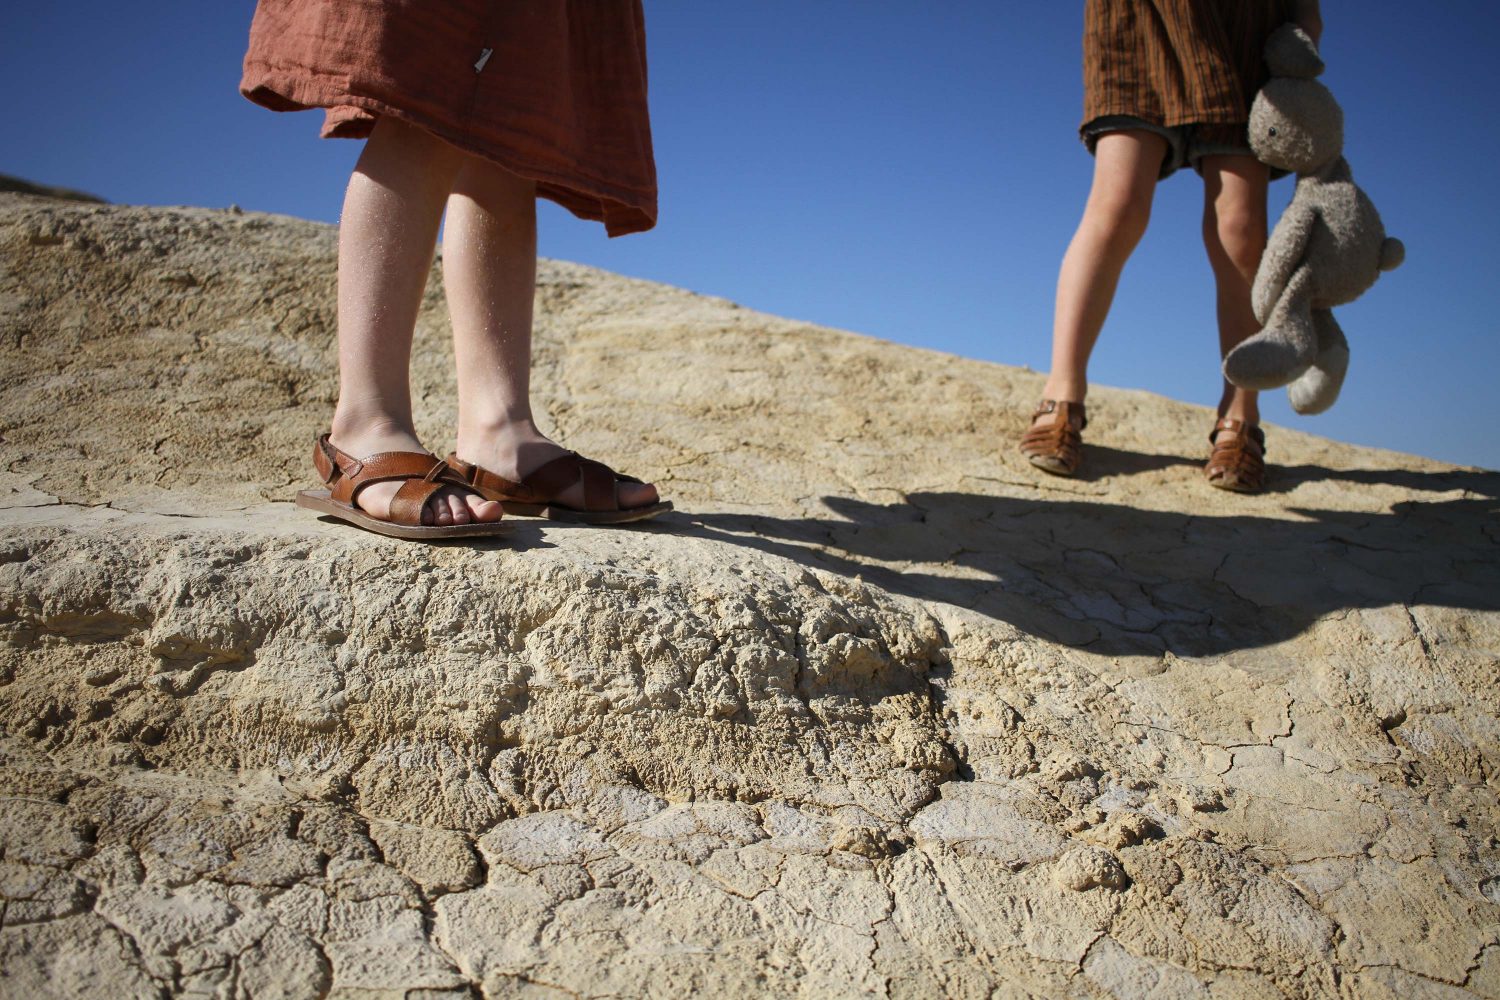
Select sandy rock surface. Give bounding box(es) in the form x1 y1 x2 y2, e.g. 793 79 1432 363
1 193 1497 998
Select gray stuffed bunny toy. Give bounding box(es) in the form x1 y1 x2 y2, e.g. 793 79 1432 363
1222 24 1404 414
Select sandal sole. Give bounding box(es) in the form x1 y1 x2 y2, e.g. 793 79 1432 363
501 499 674 525
295 490 511 540
1026 454 1080 477
1206 477 1262 494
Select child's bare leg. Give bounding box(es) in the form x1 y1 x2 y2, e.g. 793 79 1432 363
1036 130 1169 423
329 117 502 526
445 155 659 510
1200 153 1269 427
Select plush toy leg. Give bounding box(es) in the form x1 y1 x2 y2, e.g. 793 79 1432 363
1223 267 1318 390
1287 309 1349 414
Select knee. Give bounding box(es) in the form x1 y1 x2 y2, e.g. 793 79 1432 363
1083 188 1153 251
1206 208 1267 274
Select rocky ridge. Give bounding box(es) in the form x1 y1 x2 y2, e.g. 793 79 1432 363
1 193 1497 998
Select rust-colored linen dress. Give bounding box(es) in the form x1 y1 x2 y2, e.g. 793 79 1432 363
241 0 657 236
1082 0 1296 150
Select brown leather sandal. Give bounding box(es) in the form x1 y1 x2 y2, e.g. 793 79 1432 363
1019 399 1087 477
1205 418 1267 493
295 435 509 540
446 451 673 525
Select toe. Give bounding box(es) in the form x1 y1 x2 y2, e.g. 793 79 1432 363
446 490 471 524
618 480 659 509
466 496 503 523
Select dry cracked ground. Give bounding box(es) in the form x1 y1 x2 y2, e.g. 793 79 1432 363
0 192 1496 999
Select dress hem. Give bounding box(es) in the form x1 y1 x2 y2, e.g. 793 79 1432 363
241 68 657 238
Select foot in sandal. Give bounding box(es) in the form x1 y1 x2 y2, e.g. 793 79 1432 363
296 431 506 540
1204 417 1267 493
1019 399 1087 477
449 424 670 524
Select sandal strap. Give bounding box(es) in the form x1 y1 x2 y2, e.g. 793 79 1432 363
525 453 596 505
1019 423 1082 451
446 455 534 501
318 435 448 486
1208 418 1265 453
1206 419 1267 488
314 434 357 485
312 434 475 526
389 477 448 526
1032 398 1087 430
448 451 638 513
1019 400 1086 473
1019 424 1083 471
578 456 617 512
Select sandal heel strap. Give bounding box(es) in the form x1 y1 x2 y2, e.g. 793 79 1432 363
1210 418 1266 452
314 434 368 486
1033 398 1088 430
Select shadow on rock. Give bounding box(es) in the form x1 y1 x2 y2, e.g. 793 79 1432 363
1069 444 1200 482
687 473 1499 657
1069 445 1497 495
1267 462 1500 496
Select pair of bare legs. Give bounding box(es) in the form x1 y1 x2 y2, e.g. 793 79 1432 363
1032 130 1266 457
328 117 659 526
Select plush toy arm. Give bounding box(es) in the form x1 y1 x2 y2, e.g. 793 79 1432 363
1226 266 1318 389
1253 201 1317 325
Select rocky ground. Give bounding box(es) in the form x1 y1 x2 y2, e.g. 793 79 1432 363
1 192 1496 998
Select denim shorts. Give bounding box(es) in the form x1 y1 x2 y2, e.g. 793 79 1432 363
1081 115 1254 180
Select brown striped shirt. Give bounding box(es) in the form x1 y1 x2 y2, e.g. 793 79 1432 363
1083 0 1296 144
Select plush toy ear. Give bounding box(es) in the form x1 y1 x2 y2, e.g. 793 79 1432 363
1264 23 1325 79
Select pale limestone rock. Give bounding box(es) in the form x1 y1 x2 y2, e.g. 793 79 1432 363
0 914 165 997
1052 845 1130 892
367 819 482 894
1 193 1497 996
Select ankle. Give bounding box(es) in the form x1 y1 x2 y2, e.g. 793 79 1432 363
1216 389 1259 426
454 415 554 461
329 408 418 447
1040 377 1087 405
456 405 538 437
1033 382 1086 427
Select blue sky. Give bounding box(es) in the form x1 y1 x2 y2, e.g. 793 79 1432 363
4 3 1495 469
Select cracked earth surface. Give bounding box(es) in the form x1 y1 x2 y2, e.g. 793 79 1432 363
1 195 1497 998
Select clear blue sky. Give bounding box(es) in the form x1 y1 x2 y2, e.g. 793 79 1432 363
4 3 1495 469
